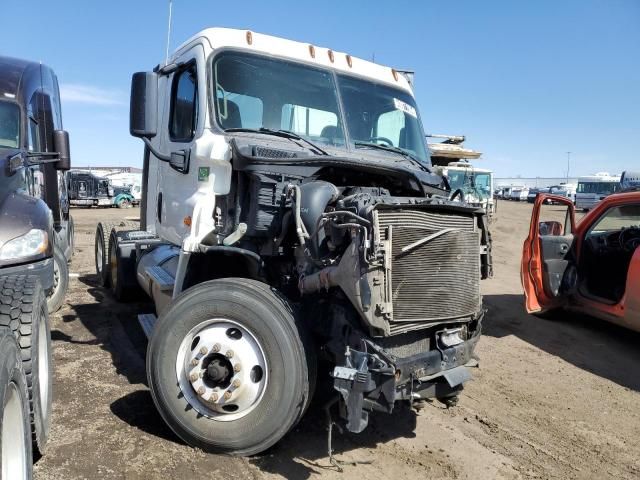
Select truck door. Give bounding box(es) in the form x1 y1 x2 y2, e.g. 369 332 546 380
156 45 206 245
521 194 576 313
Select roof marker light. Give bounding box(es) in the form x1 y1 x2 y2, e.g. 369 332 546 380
309 45 315 58
346 55 353 68
328 50 334 63
392 69 399 81
246 31 253 45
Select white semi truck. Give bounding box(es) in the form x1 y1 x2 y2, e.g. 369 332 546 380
95 28 492 456
428 135 495 216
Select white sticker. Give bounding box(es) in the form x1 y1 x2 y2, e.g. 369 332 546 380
394 98 417 118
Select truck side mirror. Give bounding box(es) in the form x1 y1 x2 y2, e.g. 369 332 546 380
53 130 71 170
130 72 158 138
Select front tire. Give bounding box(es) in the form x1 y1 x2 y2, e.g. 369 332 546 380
0 327 33 479
147 278 313 456
0 276 52 457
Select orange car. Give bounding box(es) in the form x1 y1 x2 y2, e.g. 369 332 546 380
521 191 640 331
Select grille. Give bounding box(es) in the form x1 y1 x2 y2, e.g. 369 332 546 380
253 146 298 159
377 209 481 327
378 329 431 358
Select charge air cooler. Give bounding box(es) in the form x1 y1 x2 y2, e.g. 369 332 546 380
374 207 481 335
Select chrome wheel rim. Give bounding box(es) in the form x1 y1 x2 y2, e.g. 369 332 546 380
96 234 104 274
38 313 51 420
176 319 268 421
47 258 60 300
2 382 29 480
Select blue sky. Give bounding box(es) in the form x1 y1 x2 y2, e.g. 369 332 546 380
2 0 638 177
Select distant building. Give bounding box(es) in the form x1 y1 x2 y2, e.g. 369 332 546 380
74 166 142 174
495 177 579 188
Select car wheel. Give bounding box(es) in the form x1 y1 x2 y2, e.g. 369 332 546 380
147 278 314 456
0 327 33 479
0 276 52 456
46 246 69 314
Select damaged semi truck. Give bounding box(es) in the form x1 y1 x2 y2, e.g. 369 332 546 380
95 29 492 455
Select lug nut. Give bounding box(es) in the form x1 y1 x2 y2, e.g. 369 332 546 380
225 350 234 358
199 346 208 355
189 372 199 382
209 393 219 402
224 391 232 400
212 343 221 353
191 359 199 366
197 386 206 396
233 364 241 373
232 379 241 388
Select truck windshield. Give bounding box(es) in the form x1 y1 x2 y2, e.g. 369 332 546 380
0 101 20 149
448 170 491 196
212 52 429 163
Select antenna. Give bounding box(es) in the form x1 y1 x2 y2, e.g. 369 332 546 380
165 0 173 65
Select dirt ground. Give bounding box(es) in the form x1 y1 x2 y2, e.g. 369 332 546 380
34 201 640 480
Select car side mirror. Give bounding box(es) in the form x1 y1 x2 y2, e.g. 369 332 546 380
539 220 563 236
169 149 190 174
130 72 158 138
53 130 71 170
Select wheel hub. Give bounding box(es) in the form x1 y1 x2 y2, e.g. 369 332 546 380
176 320 268 421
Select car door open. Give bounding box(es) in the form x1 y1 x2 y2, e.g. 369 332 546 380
521 194 576 313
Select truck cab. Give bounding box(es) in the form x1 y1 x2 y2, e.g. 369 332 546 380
97 28 492 457
0 55 73 312
68 170 114 207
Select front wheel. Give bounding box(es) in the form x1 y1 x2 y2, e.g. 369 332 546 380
0 327 33 479
46 246 69 313
147 278 313 456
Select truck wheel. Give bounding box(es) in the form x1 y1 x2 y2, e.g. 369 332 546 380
0 276 52 456
108 231 142 301
147 278 313 456
117 198 132 209
0 327 33 479
46 246 69 314
95 221 139 286
68 215 75 259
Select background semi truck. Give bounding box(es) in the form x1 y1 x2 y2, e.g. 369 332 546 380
95 28 492 456
0 55 73 477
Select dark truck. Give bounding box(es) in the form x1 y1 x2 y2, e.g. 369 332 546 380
0 55 73 476
68 169 114 207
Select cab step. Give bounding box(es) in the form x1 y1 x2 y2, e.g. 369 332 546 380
138 313 158 338
144 265 175 291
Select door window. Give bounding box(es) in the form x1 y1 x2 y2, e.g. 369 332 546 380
169 65 198 142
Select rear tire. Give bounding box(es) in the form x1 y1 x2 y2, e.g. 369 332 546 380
0 327 33 479
0 276 52 456
95 220 139 286
108 231 144 301
147 278 313 456
46 246 69 314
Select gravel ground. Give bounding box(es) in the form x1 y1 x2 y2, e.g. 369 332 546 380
34 201 640 479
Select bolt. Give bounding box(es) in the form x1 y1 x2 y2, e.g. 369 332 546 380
232 379 241 388
189 372 199 382
190 359 199 366
224 391 232 400
209 393 219 402
211 343 221 353
225 350 234 358
199 346 208 355
197 386 206 396
233 364 241 373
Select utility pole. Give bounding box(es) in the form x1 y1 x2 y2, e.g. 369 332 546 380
566 151 571 183
165 0 173 65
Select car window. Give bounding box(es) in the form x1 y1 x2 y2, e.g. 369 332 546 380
169 65 198 142
590 204 640 233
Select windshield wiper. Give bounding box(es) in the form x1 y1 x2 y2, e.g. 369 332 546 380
224 127 329 156
354 141 430 173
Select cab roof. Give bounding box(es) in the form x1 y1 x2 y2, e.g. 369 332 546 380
173 27 414 93
0 56 42 102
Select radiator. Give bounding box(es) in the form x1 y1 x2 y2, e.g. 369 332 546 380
377 209 481 332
